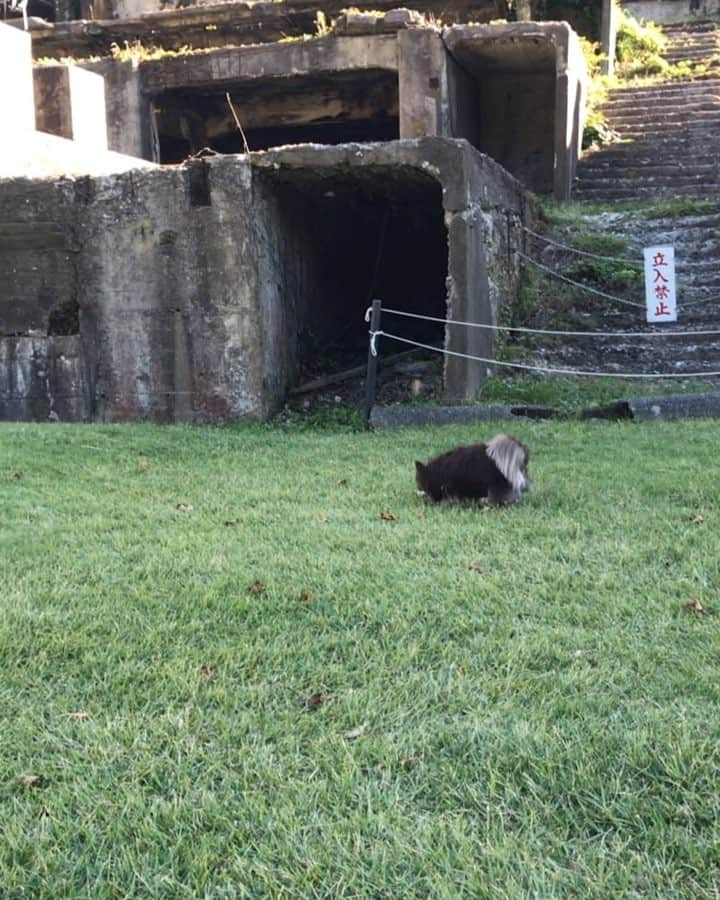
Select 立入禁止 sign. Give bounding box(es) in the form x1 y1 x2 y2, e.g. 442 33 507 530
644 246 677 323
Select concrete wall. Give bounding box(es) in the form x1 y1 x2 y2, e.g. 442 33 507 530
0 139 531 421
74 23 585 199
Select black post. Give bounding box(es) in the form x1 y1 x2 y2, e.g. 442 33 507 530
364 299 382 423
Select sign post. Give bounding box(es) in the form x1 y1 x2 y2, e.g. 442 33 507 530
644 246 677 323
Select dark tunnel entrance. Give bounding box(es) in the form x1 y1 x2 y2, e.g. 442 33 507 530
259 165 448 394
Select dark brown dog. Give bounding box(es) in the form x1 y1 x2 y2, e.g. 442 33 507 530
415 434 530 505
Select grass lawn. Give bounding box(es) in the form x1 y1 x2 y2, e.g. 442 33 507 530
2 417 720 898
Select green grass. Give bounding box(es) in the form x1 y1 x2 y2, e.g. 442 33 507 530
3 420 720 898
540 197 720 225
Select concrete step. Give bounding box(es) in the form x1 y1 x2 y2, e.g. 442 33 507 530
574 185 720 201
605 105 720 126
576 165 720 183
663 22 718 34
604 78 720 100
580 145 719 165
574 174 720 191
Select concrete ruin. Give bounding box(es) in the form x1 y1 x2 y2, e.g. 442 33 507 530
0 139 531 421
0 5 588 422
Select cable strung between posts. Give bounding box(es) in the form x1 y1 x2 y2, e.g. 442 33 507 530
518 253 645 308
521 231 720 306
521 226 644 265
377 306 720 339
368 330 720 379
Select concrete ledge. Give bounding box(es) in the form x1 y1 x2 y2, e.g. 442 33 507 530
583 393 720 421
370 403 558 429
373 392 720 429
0 130 154 178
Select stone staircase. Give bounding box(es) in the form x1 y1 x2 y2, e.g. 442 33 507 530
573 21 720 202
518 19 720 380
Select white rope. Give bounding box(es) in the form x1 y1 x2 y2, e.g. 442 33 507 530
518 253 645 308
370 330 720 379
522 226 643 266
380 306 720 339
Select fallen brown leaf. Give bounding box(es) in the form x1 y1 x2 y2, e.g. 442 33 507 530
344 723 367 740
692 514 705 525
305 691 333 711
248 580 266 594
299 591 315 604
315 513 329 523
200 664 217 681
19 774 47 789
380 512 397 522
684 598 705 614
65 710 91 720
175 503 193 512
468 561 484 572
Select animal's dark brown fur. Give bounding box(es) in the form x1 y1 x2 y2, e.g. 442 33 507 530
415 434 530 505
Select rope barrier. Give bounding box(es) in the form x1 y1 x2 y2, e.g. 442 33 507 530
369 330 720 379
378 306 720 339
518 253 645 309
522 226 643 266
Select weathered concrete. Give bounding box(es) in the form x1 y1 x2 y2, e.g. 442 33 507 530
397 28 450 139
0 138 532 422
370 402 557 429
34 64 108 150
443 22 588 199
0 25 35 136
27 20 587 199
0 336 88 422
84 59 154 160
581 393 720 420
31 1 501 59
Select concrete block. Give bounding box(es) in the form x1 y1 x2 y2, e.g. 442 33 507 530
0 23 35 135
34 65 108 151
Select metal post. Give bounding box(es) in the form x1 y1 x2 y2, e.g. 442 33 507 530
364 299 382 423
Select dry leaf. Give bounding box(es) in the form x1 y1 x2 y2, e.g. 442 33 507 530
315 513 329 523
344 723 367 740
305 691 333 711
248 580 266 594
692 514 705 525
337 479 348 487
299 591 315 604
175 503 193 512
200 664 217 681
684 598 704 614
380 512 397 522
19 774 46 789
65 710 91 720
468 561 484 572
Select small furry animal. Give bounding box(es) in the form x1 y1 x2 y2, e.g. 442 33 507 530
415 434 530 505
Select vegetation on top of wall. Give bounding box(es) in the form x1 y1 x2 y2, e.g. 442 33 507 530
614 5 668 78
